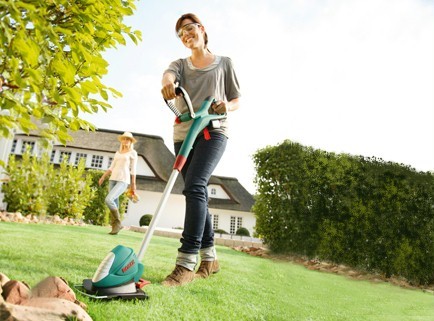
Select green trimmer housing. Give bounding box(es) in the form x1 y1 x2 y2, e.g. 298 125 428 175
75 245 148 300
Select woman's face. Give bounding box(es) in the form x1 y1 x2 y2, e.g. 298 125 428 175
177 19 204 49
121 138 132 148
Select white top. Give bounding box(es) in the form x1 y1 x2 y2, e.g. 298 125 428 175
108 150 137 184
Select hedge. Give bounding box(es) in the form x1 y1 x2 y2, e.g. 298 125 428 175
253 140 434 285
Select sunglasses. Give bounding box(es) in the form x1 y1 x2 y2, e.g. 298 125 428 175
177 22 201 38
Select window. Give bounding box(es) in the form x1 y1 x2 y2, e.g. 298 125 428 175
91 155 104 168
75 153 87 166
212 214 219 230
211 188 216 195
230 216 236 234
50 150 56 163
21 141 35 154
10 140 17 153
59 151 72 163
108 157 113 168
237 217 243 230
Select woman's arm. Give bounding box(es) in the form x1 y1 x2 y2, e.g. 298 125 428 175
161 72 177 100
130 175 136 192
98 169 112 186
129 151 138 192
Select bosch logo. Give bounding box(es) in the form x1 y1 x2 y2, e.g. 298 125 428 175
122 260 135 273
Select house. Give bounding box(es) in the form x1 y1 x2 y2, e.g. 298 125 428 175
0 128 256 236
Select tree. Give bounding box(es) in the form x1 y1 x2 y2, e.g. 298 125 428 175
0 0 141 143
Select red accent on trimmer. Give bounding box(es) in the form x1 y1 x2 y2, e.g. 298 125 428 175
136 278 151 289
175 117 181 124
173 155 187 171
203 128 211 140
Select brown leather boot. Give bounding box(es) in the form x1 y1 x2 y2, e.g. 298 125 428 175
162 265 195 287
195 260 220 279
108 209 123 235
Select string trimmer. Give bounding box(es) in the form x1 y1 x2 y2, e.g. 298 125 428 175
75 87 226 300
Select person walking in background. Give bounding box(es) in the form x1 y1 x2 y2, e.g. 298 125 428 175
160 13 241 286
98 132 138 235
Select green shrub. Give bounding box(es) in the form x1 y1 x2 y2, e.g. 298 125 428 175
139 214 153 226
236 227 250 237
214 229 228 235
2 150 97 220
2 149 121 226
46 157 94 219
2 149 52 216
82 170 127 226
82 170 108 225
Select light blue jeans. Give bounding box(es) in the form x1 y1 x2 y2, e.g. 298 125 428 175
105 180 128 210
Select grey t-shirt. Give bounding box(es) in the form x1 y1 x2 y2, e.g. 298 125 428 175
163 55 241 142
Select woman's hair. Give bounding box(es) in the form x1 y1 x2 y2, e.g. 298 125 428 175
176 13 209 49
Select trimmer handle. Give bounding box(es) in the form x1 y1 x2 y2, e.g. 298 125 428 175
175 87 195 118
164 86 195 118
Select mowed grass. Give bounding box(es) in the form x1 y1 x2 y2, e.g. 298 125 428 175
1 222 433 321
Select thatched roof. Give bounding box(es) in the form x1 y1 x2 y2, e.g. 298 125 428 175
209 176 255 212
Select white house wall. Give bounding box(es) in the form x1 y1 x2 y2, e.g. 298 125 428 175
123 190 185 229
209 208 256 236
123 189 256 236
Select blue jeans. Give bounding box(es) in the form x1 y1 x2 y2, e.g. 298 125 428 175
105 180 128 210
174 132 227 255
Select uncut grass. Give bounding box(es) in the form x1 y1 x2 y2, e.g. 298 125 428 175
1 222 433 321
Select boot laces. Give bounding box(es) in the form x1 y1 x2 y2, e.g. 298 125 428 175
169 265 185 279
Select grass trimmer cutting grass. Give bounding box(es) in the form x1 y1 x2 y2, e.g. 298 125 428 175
75 87 226 300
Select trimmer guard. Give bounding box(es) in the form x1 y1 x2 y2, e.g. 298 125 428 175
75 279 148 300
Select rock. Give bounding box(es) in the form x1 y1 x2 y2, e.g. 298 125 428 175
14 212 24 222
0 273 10 287
0 273 10 304
0 301 93 321
30 276 87 310
31 277 75 301
52 215 62 224
23 298 92 321
2 281 30 305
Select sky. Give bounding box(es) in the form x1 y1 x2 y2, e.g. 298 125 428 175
83 0 434 194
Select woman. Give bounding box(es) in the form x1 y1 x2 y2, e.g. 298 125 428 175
161 13 241 286
98 131 138 235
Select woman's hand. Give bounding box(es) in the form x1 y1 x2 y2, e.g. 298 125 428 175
161 73 177 100
212 100 228 114
161 83 177 100
212 98 240 114
98 176 105 186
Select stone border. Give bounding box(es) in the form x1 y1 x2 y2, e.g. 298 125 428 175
128 226 264 248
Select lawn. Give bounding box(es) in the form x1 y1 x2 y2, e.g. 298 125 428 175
1 222 433 321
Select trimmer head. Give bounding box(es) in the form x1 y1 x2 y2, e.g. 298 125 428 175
75 245 148 300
